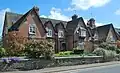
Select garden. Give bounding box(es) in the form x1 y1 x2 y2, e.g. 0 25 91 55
0 32 120 71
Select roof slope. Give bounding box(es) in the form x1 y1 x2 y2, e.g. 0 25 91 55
8 7 47 33
4 12 67 31
93 24 119 41
66 17 86 33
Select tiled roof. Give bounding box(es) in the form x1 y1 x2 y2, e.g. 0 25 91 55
92 24 119 41
5 11 67 31
66 17 87 34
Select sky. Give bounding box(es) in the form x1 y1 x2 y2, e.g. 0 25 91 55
0 0 120 36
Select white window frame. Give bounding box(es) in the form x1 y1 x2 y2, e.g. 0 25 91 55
110 35 115 42
80 27 86 37
58 30 64 38
29 24 36 35
94 33 98 40
46 27 52 37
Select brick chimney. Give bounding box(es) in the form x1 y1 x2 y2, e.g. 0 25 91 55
87 18 96 28
33 6 39 15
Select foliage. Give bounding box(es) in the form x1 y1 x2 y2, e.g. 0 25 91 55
116 40 120 48
0 47 6 57
24 40 54 59
93 48 105 56
82 52 96 56
93 48 117 60
4 31 27 56
73 46 84 54
99 42 120 54
73 50 84 54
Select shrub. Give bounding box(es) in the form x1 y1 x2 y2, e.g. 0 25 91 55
24 40 54 59
4 31 26 56
73 46 84 54
116 49 120 54
116 40 120 48
93 48 105 56
93 48 117 60
0 47 6 57
99 43 108 49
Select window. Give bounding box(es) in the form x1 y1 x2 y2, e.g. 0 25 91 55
78 27 86 37
94 33 98 40
110 35 115 42
29 24 36 35
46 27 52 37
58 30 64 38
81 29 86 37
80 27 86 37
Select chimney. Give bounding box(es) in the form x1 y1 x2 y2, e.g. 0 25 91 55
33 6 39 15
72 14 78 20
87 18 96 28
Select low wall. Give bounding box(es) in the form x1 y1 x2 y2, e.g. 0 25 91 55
0 56 105 71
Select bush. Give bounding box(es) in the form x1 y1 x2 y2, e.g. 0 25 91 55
99 43 120 54
0 47 6 57
4 31 26 56
73 50 84 54
93 48 105 56
93 48 117 60
116 49 120 54
24 40 54 59
73 46 84 54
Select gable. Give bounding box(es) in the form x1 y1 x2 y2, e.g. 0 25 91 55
55 22 66 32
106 27 117 42
44 21 56 32
8 7 47 33
18 10 46 38
66 17 86 34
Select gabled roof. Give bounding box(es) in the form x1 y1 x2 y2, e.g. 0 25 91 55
66 17 87 34
93 24 119 41
40 17 67 28
55 22 66 32
8 7 47 33
4 11 67 32
44 21 56 32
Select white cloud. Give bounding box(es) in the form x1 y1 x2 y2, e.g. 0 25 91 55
40 7 71 21
66 0 111 11
115 9 120 15
0 8 11 36
40 7 104 27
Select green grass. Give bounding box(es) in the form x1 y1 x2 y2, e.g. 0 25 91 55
55 51 96 57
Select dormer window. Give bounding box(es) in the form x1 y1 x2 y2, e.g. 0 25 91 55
58 30 64 38
29 24 36 35
46 27 52 37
